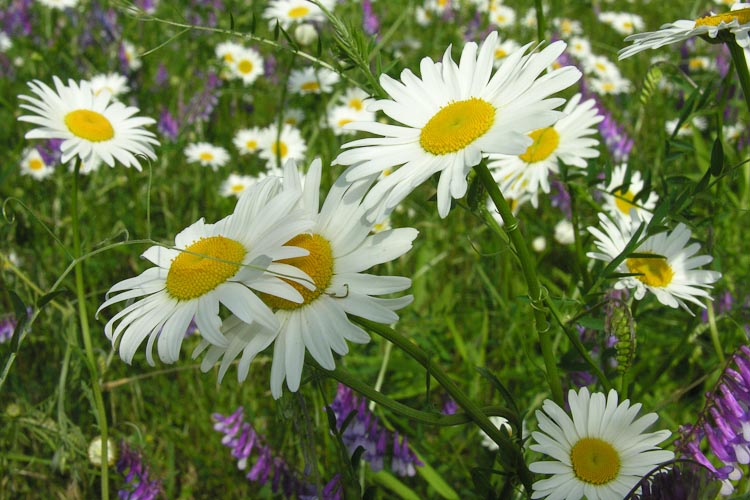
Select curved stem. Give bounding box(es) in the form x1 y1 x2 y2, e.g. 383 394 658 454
474 162 564 406
354 318 533 495
72 159 109 500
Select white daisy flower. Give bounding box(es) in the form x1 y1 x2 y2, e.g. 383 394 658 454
424 0 453 15
18 76 158 170
97 177 314 365
665 116 708 137
588 74 633 95
488 93 603 206
67 156 103 175
568 36 592 60
0 32 12 52
194 159 417 399
327 105 367 135
229 47 264 86
479 416 512 451
19 148 54 180
490 5 516 28
553 18 583 38
492 38 522 67
258 124 307 169
220 173 256 197
282 108 305 126
233 127 264 155
415 6 433 26
88 73 130 99
619 3 750 59
599 164 659 223
600 11 645 35
333 32 581 219
530 388 674 500
121 40 142 71
263 0 335 29
587 213 722 311
686 55 715 72
288 66 340 95
216 41 245 65
184 142 230 170
583 55 622 79
37 0 78 9
554 219 576 245
338 87 373 112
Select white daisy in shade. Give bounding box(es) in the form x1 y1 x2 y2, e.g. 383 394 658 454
88 73 130 99
288 66 340 95
184 142 230 170
333 32 581 219
258 124 307 169
488 93 603 207
19 147 55 180
229 47 264 86
97 177 313 366
599 164 659 224
619 3 750 59
220 173 256 198
18 77 158 170
587 213 722 311
282 108 305 126
233 127 264 155
529 387 674 500
194 159 417 399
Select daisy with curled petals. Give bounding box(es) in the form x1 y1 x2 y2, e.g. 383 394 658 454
194 159 418 399
97 177 313 366
333 31 581 219
529 387 674 500
599 164 659 224
587 213 722 311
619 3 750 59
488 93 603 207
18 76 158 170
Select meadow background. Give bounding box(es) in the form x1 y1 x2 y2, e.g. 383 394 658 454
2 0 750 498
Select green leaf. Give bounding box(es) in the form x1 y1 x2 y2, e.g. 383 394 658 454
710 136 724 177
371 470 421 500
414 451 459 500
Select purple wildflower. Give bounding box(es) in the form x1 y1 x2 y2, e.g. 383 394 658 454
441 398 458 415
178 71 221 126
675 345 750 495
154 64 169 87
328 384 422 477
157 108 179 142
549 180 572 219
362 0 380 36
1 0 32 38
701 291 734 323
625 460 722 500
116 441 162 500
0 315 16 343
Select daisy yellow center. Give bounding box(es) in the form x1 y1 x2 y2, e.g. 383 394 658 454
695 8 750 27
614 189 637 214
238 59 253 74
64 109 114 142
231 184 245 193
338 118 353 127
245 139 257 150
495 48 508 58
223 53 234 63
285 118 298 125
519 127 559 163
29 158 44 171
261 234 334 310
166 236 247 300
689 58 706 69
570 438 621 485
348 98 363 110
271 141 288 158
626 253 674 287
200 152 214 162
288 6 310 19
419 98 495 155
301 81 320 92
601 82 615 92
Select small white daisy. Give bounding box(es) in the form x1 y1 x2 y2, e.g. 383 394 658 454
282 108 305 126
288 66 340 95
599 164 659 223
229 47 264 86
554 219 576 245
333 32 581 219
479 416 512 451
121 40 142 71
568 36 593 60
665 116 708 137
530 388 674 500
490 5 516 28
19 148 55 180
488 93 603 206
587 213 722 311
583 55 622 79
185 142 230 170
553 18 583 38
18 76 158 170
327 105 365 135
263 0 336 29
194 159 417 399
600 11 645 35
37 0 78 9
97 177 314 365
492 38 522 67
220 173 256 198
233 127 264 155
589 74 633 95
216 41 245 65
258 124 307 169
88 73 130 99
619 3 750 59
0 32 12 52
338 87 373 112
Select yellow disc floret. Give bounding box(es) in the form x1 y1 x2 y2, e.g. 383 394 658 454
238 60 254 74
262 234 334 310
288 6 310 19
519 127 560 163
695 8 750 27
64 109 114 142
301 81 320 92
626 253 674 287
166 236 246 301
271 141 288 158
614 189 637 214
420 98 495 155
570 437 621 485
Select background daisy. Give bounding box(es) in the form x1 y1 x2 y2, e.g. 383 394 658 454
184 142 230 170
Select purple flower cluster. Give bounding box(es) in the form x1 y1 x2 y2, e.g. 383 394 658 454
676 345 750 495
213 407 342 499
597 108 634 164
116 441 162 500
0 315 16 343
362 0 380 36
328 384 422 477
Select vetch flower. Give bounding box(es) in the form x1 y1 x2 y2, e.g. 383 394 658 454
194 159 417 398
116 441 162 500
18 76 158 170
530 388 674 500
333 31 581 219
97 177 313 365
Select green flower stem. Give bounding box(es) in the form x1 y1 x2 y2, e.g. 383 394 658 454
474 162 564 407
72 158 109 500
728 40 750 115
534 0 546 42
706 299 725 365
354 318 533 495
